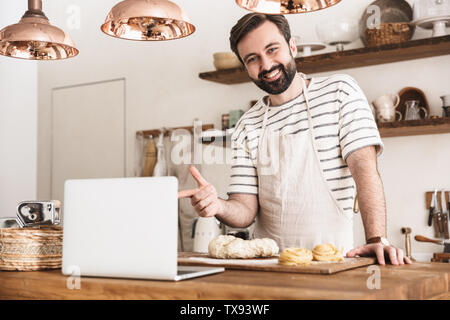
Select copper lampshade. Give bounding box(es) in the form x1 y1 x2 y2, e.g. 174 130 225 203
0 0 79 60
236 0 342 14
101 0 195 41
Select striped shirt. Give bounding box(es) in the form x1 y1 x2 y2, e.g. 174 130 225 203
227 73 384 215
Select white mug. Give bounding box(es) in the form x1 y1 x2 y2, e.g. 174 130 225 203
372 94 402 122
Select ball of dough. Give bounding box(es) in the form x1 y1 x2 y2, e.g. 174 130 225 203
208 235 279 259
278 247 313 266
312 243 344 262
208 235 236 259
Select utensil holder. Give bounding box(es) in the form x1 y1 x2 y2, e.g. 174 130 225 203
0 226 63 271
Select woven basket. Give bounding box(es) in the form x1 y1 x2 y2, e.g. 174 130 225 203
365 22 413 47
0 226 63 271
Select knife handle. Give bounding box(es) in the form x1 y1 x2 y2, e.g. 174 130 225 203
415 235 442 244
435 211 443 237
443 214 450 240
428 208 434 226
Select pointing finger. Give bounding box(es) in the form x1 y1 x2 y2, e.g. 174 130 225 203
177 188 198 199
189 166 208 187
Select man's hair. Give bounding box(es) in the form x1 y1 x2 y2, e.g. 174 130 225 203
229 13 291 63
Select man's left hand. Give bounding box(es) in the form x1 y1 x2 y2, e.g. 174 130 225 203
346 244 412 265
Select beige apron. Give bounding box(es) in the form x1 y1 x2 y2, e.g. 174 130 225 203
254 74 354 254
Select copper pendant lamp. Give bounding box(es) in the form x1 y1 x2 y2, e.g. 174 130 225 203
0 0 79 60
101 0 195 41
235 0 341 14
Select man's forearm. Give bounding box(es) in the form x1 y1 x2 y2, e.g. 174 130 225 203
215 198 257 228
347 146 387 242
356 172 387 241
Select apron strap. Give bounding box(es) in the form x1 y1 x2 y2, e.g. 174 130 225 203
301 76 346 216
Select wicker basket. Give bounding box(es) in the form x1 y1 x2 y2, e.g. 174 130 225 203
365 22 413 47
0 226 63 271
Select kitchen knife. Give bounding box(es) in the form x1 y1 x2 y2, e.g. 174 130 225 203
442 191 450 239
432 191 443 238
428 190 436 227
415 235 450 253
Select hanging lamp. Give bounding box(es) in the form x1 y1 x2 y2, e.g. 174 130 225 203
0 0 79 60
235 0 341 14
101 0 195 41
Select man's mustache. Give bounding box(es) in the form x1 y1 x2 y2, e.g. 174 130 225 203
258 64 284 80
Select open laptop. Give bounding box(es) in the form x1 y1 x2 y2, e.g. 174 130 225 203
62 176 224 281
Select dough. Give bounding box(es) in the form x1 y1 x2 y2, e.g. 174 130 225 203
278 248 313 266
312 243 344 262
208 235 279 259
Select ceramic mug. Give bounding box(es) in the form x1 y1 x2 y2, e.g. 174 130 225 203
372 94 402 122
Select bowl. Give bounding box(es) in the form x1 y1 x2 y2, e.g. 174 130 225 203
213 52 238 60
315 19 359 51
213 52 242 70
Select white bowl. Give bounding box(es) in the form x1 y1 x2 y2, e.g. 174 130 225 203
316 19 359 50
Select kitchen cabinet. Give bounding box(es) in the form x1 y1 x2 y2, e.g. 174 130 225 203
51 79 126 201
0 262 449 299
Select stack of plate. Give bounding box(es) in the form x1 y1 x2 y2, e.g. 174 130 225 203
0 226 63 271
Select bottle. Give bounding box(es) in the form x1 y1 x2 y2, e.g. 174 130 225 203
142 136 157 176
153 132 167 176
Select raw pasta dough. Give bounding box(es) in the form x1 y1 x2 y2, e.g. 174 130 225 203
278 248 313 266
312 243 344 262
208 235 279 259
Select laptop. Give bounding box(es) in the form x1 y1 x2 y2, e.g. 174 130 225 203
62 176 224 281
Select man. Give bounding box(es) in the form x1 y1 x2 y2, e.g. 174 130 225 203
179 13 411 265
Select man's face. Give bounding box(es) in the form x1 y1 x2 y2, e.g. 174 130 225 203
237 20 297 95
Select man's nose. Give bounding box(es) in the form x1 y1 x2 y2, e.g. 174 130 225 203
259 55 273 76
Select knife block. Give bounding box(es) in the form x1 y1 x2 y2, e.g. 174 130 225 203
432 253 450 263
425 191 449 209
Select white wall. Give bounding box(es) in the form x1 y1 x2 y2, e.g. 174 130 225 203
0 2 38 218
36 0 450 257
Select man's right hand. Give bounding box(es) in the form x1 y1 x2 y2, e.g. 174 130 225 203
178 166 223 218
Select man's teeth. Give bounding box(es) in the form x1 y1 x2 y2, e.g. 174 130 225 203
265 69 280 79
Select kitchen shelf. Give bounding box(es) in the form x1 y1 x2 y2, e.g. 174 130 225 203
199 35 450 85
378 117 450 138
199 118 450 147
137 124 214 138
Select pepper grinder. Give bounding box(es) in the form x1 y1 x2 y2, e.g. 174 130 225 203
401 227 416 262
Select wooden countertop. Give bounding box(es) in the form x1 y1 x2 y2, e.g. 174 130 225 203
0 262 449 300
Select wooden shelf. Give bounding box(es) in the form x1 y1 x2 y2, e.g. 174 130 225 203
198 118 450 147
199 35 450 85
137 124 214 138
378 117 450 138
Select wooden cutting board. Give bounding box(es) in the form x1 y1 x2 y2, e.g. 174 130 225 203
178 252 376 275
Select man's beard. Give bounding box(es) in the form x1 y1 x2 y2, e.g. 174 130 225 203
251 58 297 95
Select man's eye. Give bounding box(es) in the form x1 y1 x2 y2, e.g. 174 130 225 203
246 57 256 64
268 47 277 53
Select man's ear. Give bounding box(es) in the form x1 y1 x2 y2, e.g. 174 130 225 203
289 37 297 58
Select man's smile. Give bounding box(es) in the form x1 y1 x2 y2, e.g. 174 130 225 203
263 68 282 82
